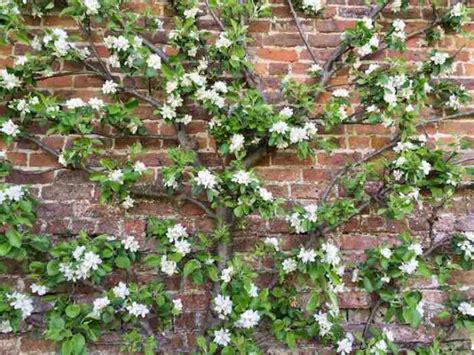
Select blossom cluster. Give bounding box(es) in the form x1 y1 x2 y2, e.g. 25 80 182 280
269 107 318 150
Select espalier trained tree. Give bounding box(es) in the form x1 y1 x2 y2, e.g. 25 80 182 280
0 0 473 354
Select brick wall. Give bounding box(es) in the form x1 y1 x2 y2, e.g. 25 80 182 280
1 0 474 353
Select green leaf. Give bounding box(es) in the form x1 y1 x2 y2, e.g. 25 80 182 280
47 260 60 276
144 254 161 267
306 293 320 312
196 335 206 350
183 259 200 277
6 229 21 248
0 242 12 256
362 277 373 292
115 255 131 269
70 333 86 355
437 310 450 319
285 332 296 348
61 339 73 355
65 304 81 319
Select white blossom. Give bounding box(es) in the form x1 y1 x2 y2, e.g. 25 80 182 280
65 98 86 110
430 51 449 65
289 127 308 144
187 47 197 57
15 56 28 66
373 340 388 352
195 169 218 190
451 3 463 17
0 69 21 89
126 302 149 318
229 134 245 153
304 204 318 222
282 258 297 273
270 121 289 134
173 298 183 313
298 247 316 264
357 35 379 56
458 302 474 316
213 81 228 93
121 196 135 209
213 294 233 319
133 161 147 175
248 283 259 297
447 94 461 110
215 32 232 49
108 169 124 184
177 114 192 125
321 242 340 266
0 120 19 137
81 252 102 274
8 292 34 319
108 54 121 68
301 0 322 13
88 97 104 111
92 296 110 315
213 328 231 347
5 185 23 201
337 333 354 354
220 266 234 283
361 16 373 29
30 284 48 296
309 63 322 74
332 89 349 98
112 282 129 299
231 170 254 186
380 247 392 259
420 160 432 176
166 80 178 94
365 64 379 75
122 236 140 252
304 122 318 136
258 187 273 202
235 310 260 328
314 311 332 336
146 54 162 70
83 0 100 15
408 243 423 256
160 255 177 276
102 80 118 95
264 237 279 251
0 320 12 333
174 239 191 256
72 245 86 260
279 107 293 118
59 263 76 281
399 258 418 275
104 35 130 51
166 224 188 242
383 90 397 105
459 240 474 259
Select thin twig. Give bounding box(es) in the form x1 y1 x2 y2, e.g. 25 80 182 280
362 299 383 338
34 71 100 81
286 0 319 65
321 109 474 202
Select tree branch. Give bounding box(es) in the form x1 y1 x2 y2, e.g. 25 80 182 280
321 109 474 202
286 0 319 65
317 0 394 99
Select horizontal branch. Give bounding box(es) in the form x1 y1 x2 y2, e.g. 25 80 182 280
321 109 474 202
33 71 101 81
130 188 217 219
